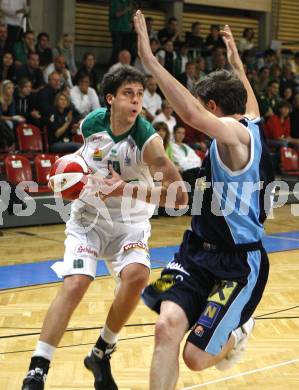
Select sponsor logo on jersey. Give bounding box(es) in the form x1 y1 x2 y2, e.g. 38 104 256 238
198 302 221 328
75 244 98 258
152 274 176 292
208 280 238 306
193 324 205 337
91 135 104 143
92 148 103 161
166 261 190 276
123 241 148 252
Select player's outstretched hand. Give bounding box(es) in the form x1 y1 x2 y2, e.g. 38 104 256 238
221 25 242 70
133 9 154 65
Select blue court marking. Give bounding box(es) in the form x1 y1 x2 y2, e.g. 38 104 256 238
1 231 299 290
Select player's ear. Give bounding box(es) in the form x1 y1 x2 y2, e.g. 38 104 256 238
207 99 217 113
105 93 114 105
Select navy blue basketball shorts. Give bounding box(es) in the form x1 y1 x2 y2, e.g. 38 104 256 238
142 230 269 356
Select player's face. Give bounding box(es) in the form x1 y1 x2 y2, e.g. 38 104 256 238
111 82 144 124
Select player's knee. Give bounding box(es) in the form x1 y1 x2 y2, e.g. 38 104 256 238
183 344 210 371
121 264 149 292
155 314 180 345
62 275 91 302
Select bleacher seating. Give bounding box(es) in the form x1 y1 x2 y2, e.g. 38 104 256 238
280 147 299 176
4 154 33 186
16 123 43 153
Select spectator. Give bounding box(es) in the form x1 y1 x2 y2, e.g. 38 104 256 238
0 24 10 61
0 0 28 51
254 66 270 94
194 56 206 80
153 99 176 137
282 86 294 105
177 61 197 92
185 22 205 58
259 79 280 120
153 121 172 159
174 42 192 76
107 49 131 74
280 63 296 95
47 92 81 153
257 48 277 70
264 100 299 149
237 28 255 54
108 0 135 65
13 30 35 67
212 50 229 71
290 94 299 139
44 55 73 88
149 37 160 55
35 32 53 68
70 74 100 118
205 24 225 55
269 63 282 82
73 52 99 93
156 39 177 76
145 16 158 40
158 17 182 48
0 52 17 83
14 77 41 126
52 33 77 77
171 125 202 205
16 52 44 92
34 71 61 120
0 79 25 130
289 51 299 81
142 75 162 121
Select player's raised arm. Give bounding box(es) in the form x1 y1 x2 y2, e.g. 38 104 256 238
221 24 260 119
133 10 247 146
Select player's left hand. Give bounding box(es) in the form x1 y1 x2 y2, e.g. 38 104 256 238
133 10 154 65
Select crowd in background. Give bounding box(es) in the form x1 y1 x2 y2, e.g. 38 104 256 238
1 0 299 197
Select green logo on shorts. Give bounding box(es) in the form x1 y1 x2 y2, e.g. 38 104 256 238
73 259 84 268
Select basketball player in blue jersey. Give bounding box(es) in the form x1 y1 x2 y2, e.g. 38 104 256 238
21 66 188 390
130 12 274 389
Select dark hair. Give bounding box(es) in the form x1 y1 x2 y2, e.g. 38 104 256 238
102 66 146 107
37 32 49 41
83 52 95 62
277 99 291 112
153 121 170 149
194 69 247 115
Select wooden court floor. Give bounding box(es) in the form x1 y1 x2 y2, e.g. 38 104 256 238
0 204 299 390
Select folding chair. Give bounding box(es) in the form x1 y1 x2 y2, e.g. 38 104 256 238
280 147 299 176
16 123 43 154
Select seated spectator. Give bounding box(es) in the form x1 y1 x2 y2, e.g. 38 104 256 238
153 121 172 159
142 75 162 122
70 73 100 118
0 52 17 83
73 52 99 93
153 99 177 138
107 49 131 74
149 37 160 55
290 94 299 139
269 63 282 82
211 50 229 71
156 39 177 76
47 92 81 153
264 100 299 149
177 61 197 92
254 66 270 94
44 55 73 88
257 48 277 71
16 52 44 92
0 24 10 61
171 125 202 206
194 56 206 80
185 22 205 58
241 49 256 72
205 24 225 56
175 112 209 153
14 77 41 126
289 52 299 91
237 28 255 54
13 30 35 67
175 42 192 76
259 79 280 120
280 63 296 95
52 33 77 77
34 71 61 120
158 17 182 48
0 79 25 130
145 17 158 40
35 32 53 68
282 86 294 105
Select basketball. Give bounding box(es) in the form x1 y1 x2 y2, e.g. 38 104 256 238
48 154 90 200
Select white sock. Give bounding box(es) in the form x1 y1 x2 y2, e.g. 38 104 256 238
232 327 246 347
101 324 118 345
33 341 56 362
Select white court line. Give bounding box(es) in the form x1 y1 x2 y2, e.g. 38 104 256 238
267 234 299 242
180 357 299 389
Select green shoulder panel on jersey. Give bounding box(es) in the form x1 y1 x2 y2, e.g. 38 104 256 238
131 116 156 151
81 108 109 138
